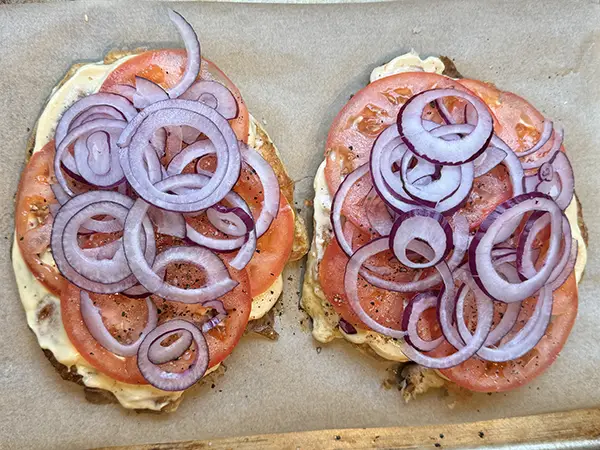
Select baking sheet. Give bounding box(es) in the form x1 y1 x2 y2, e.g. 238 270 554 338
0 1 599 448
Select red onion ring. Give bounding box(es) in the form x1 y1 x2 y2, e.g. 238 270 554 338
81 291 158 357
389 209 452 269
517 213 574 290
521 126 564 170
133 76 169 109
515 120 553 157
148 207 187 239
207 204 254 237
528 152 574 210
110 84 136 103
402 292 444 351
147 329 194 365
364 188 393 236
181 80 238 120
137 319 208 391
399 262 494 369
51 191 155 293
469 193 563 302
398 89 493 165
166 10 201 99
119 101 241 212
54 93 137 148
473 146 507 177
73 130 125 187
55 118 127 196
123 190 237 303
61 202 131 283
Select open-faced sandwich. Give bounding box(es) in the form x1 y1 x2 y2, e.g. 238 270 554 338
302 52 587 396
13 10 308 411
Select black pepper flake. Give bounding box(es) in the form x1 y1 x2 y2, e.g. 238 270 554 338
439 434 444 439
316 347 322 354
334 435 341 441
211 384 215 389
478 431 485 438
434 444 441 448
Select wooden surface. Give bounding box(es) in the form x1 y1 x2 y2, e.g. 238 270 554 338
97 407 600 449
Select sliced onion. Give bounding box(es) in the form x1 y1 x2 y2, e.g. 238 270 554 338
133 77 169 109
180 80 238 120
338 318 358 335
147 329 194 365
536 152 574 210
457 283 553 362
119 100 241 212
517 213 574 289
521 126 564 170
109 84 136 103
54 93 137 148
148 206 186 239
469 193 563 302
166 139 215 176
137 319 208 391
515 120 554 157
352 214 468 293
55 118 127 196
166 10 201 99
402 292 443 351
200 299 228 333
70 106 125 129
473 147 507 177
399 262 494 369
364 188 393 236
81 291 157 357
73 129 125 187
389 209 452 269
207 204 254 237
455 262 521 347
123 192 237 303
239 142 280 238
51 191 155 293
398 89 493 165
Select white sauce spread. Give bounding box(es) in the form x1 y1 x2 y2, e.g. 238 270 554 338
14 57 281 410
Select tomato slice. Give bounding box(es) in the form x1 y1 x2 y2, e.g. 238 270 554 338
100 49 250 143
61 241 252 385
319 223 413 330
15 142 64 296
430 274 578 392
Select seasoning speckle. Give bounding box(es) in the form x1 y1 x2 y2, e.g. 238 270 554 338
478 431 485 438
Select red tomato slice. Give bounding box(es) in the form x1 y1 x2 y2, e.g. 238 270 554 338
458 79 558 161
430 273 578 392
61 241 252 385
15 142 64 296
318 223 413 330
100 49 250 143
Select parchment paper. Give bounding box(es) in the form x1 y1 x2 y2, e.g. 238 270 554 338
1 1 599 448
